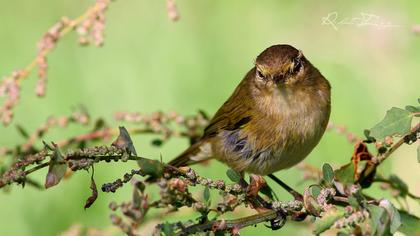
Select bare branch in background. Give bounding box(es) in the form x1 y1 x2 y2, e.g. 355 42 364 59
0 0 112 125
167 0 180 21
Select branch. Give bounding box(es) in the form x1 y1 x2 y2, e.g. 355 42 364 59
1 110 208 157
377 122 420 163
0 0 113 125
180 210 278 235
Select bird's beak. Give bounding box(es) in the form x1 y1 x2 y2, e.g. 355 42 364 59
273 74 286 84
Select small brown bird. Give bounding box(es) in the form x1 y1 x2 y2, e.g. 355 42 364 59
170 45 331 181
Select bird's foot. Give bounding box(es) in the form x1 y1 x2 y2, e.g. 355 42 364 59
265 208 286 230
239 176 272 210
247 174 266 197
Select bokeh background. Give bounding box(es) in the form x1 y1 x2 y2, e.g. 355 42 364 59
0 0 419 235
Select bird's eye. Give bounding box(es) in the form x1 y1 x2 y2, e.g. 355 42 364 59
292 57 303 74
256 69 265 79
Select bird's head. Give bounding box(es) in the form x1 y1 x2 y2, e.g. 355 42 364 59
254 44 314 89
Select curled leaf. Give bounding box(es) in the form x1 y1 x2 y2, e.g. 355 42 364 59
112 126 137 156
84 168 98 209
45 143 67 189
303 188 321 217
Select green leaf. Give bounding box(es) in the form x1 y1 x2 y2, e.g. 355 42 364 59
334 162 355 186
398 210 420 235
379 199 401 234
370 107 413 139
313 208 345 234
162 222 175 236
322 163 334 185
405 105 420 113
337 232 350 236
367 204 389 236
137 159 164 178
226 169 241 183
132 188 141 209
347 195 359 208
45 144 67 189
304 188 322 216
309 185 322 198
203 186 210 203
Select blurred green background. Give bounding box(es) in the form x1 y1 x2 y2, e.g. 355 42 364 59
0 0 419 235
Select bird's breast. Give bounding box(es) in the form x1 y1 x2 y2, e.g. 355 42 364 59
215 86 330 175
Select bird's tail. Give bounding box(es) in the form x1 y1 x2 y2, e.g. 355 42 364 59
168 140 212 167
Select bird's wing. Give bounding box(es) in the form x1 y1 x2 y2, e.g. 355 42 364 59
203 78 254 138
169 74 255 168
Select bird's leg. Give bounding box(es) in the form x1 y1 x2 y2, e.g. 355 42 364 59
248 174 266 196
238 174 272 210
268 174 303 202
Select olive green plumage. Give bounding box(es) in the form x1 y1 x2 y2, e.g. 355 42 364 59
169 44 331 175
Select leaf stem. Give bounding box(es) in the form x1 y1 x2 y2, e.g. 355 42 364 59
378 122 420 163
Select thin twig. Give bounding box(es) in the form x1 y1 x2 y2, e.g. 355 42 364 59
374 177 420 200
2 126 190 156
377 122 420 163
180 210 278 235
0 153 145 188
17 2 109 85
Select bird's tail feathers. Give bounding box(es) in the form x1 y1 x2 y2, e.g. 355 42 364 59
168 140 212 167
146 140 213 182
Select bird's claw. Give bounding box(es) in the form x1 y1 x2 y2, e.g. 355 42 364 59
265 209 286 230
